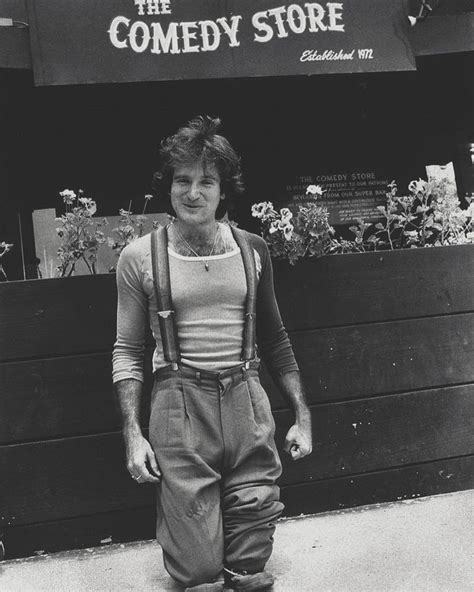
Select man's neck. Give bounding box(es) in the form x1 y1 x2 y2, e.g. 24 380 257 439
173 221 219 247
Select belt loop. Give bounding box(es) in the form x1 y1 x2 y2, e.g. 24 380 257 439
196 371 201 383
171 362 179 371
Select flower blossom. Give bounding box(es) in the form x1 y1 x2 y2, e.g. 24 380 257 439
79 197 97 216
269 220 280 234
251 202 275 220
59 189 76 205
306 185 324 197
280 208 293 223
283 223 294 241
408 178 427 195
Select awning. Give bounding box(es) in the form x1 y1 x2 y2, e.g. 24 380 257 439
0 0 31 68
24 0 416 86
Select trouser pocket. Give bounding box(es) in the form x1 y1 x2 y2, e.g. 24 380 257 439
149 376 189 449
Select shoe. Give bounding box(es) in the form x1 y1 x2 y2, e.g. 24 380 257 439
224 569 274 591
184 582 225 592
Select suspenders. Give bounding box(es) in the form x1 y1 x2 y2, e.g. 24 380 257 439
150 225 257 365
151 226 181 365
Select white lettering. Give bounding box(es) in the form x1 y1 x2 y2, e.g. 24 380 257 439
252 11 274 43
305 3 327 32
134 0 146 16
146 1 161 15
151 22 180 54
108 16 130 50
216 16 242 47
135 0 172 16
129 21 150 53
181 21 200 53
268 6 289 38
327 3 344 31
200 20 221 52
160 1 171 15
287 4 307 34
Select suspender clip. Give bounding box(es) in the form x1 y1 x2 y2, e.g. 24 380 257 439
157 310 174 319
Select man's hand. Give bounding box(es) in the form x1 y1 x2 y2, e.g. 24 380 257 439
284 421 313 461
125 432 161 484
273 371 313 460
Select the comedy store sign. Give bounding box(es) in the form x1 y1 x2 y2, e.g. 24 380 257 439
26 0 415 86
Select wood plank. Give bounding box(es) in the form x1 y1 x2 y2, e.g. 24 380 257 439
0 351 154 444
280 455 474 516
272 244 474 331
0 275 153 362
2 456 472 560
3 312 472 444
0 275 118 361
285 313 474 402
1 506 156 560
0 432 155 527
1 245 473 361
276 386 474 486
1 386 472 526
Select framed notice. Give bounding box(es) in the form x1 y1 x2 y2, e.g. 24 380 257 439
285 171 393 225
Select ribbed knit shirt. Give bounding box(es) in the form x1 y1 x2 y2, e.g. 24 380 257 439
112 226 299 383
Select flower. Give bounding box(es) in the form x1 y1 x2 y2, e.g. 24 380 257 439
408 178 427 195
78 197 97 215
0 241 13 252
306 185 324 197
269 220 280 234
144 194 153 201
283 223 294 241
251 202 275 220
280 208 293 223
252 195 334 264
56 188 108 276
59 189 76 205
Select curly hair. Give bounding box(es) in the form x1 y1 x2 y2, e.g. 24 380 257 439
153 115 244 219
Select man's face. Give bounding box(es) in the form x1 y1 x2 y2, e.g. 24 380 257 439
170 161 223 227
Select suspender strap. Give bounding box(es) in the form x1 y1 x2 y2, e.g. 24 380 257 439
231 227 257 362
150 227 180 364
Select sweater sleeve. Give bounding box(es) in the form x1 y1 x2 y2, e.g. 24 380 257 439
112 242 148 384
253 234 300 376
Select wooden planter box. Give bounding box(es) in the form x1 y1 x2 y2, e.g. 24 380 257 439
0 244 473 558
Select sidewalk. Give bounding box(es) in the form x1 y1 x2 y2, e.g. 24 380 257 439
1 490 472 592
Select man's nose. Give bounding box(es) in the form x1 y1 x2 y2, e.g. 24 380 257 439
188 183 201 200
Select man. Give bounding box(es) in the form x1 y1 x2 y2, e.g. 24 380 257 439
113 116 312 592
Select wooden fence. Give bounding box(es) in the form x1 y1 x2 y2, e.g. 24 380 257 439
0 244 473 558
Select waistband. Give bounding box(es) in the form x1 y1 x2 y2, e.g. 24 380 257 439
154 360 260 382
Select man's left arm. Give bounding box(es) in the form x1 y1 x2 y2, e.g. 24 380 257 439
274 370 313 460
252 236 313 461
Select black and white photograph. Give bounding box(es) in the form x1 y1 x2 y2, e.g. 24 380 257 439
0 1 473 591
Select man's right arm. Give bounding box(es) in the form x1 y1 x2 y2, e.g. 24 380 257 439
113 242 160 484
116 378 161 483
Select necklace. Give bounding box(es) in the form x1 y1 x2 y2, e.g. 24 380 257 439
172 223 220 271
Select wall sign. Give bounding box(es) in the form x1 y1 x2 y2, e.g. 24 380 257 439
285 171 393 225
26 0 415 86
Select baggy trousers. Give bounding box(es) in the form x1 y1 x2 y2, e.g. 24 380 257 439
149 362 284 587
